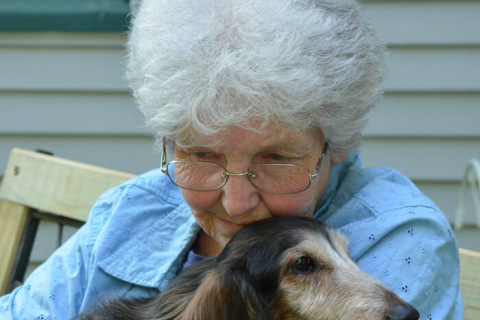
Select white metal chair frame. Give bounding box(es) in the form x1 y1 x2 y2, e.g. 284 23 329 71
455 159 480 230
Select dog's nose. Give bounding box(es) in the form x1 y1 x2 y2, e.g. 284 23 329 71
386 304 420 320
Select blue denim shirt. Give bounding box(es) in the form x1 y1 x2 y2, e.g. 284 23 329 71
0 153 463 319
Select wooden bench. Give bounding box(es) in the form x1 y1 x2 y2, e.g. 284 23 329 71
460 248 480 319
0 148 479 319
0 148 135 294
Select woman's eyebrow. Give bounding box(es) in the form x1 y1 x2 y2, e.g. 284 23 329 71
257 142 312 154
175 146 213 153
175 139 314 154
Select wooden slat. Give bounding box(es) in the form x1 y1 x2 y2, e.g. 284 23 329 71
0 200 29 295
0 148 135 221
459 248 480 320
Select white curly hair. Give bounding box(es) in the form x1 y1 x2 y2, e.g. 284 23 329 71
126 0 386 155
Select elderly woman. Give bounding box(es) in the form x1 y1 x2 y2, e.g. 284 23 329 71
0 0 462 319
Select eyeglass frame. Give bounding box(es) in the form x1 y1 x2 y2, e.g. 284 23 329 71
160 140 329 194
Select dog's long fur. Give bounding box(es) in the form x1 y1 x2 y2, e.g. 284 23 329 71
78 217 419 320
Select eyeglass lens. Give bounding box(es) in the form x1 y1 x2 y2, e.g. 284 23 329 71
166 162 312 193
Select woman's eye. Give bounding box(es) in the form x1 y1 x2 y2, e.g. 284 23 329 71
176 149 217 161
292 256 315 274
270 153 287 161
262 153 295 162
193 152 212 159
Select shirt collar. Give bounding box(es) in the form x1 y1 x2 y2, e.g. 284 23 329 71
98 203 200 291
314 152 360 220
96 172 201 291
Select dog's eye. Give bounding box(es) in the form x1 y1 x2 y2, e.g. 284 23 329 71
292 256 315 274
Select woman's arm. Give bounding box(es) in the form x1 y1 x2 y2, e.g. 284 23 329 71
0 187 122 319
352 206 463 320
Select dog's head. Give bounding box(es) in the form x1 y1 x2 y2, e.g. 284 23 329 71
183 217 419 320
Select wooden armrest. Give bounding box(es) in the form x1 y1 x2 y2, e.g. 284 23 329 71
459 248 480 319
0 148 135 222
0 148 137 295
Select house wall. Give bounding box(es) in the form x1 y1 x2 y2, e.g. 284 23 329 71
0 0 479 277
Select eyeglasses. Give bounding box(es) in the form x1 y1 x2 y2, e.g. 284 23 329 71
160 144 327 194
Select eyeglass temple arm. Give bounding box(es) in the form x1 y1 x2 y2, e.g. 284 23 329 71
161 138 167 173
315 142 329 170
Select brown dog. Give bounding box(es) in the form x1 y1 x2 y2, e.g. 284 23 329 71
78 217 419 320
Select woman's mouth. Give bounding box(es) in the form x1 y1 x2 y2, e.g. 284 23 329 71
217 218 246 234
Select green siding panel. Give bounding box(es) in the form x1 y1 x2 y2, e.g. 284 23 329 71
0 0 130 32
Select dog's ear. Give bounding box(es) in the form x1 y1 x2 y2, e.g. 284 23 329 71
181 271 251 320
230 272 274 320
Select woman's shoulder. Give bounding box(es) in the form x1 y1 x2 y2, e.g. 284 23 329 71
88 169 184 220
327 159 441 218
101 168 184 205
339 167 461 318
324 161 453 248
86 168 190 245
322 160 461 318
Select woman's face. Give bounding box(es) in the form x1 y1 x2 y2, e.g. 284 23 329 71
174 124 346 256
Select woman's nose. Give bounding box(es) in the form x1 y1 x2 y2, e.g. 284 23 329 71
221 172 261 218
